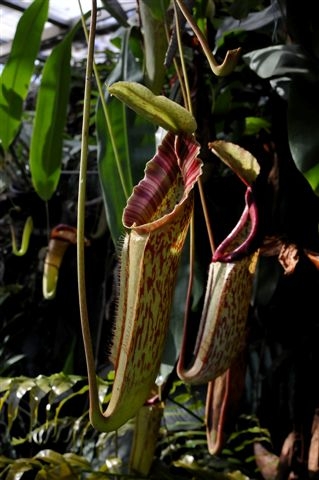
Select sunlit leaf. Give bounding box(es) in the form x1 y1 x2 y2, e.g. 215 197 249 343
7 377 35 430
29 376 52 429
244 116 271 136
0 0 49 151
48 373 83 399
305 163 319 194
29 18 87 201
108 81 197 134
209 140 260 186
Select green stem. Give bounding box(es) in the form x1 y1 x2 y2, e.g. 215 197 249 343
198 177 215 254
173 0 215 256
77 0 103 427
173 0 192 113
78 1 131 200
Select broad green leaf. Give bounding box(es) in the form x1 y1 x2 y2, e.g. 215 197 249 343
29 19 84 201
0 0 49 151
96 27 156 246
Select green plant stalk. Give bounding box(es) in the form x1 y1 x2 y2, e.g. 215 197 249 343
172 0 215 255
173 0 192 113
172 0 216 337
77 0 104 428
78 0 132 200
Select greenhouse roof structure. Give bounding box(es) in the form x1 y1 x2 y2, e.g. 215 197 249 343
0 0 137 62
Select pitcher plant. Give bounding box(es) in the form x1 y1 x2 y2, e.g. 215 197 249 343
73 1 319 476
75 0 263 450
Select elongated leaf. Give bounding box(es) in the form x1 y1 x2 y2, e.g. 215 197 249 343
29 20 84 201
29 376 52 429
7 377 35 430
96 27 156 245
0 0 49 151
138 0 169 93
